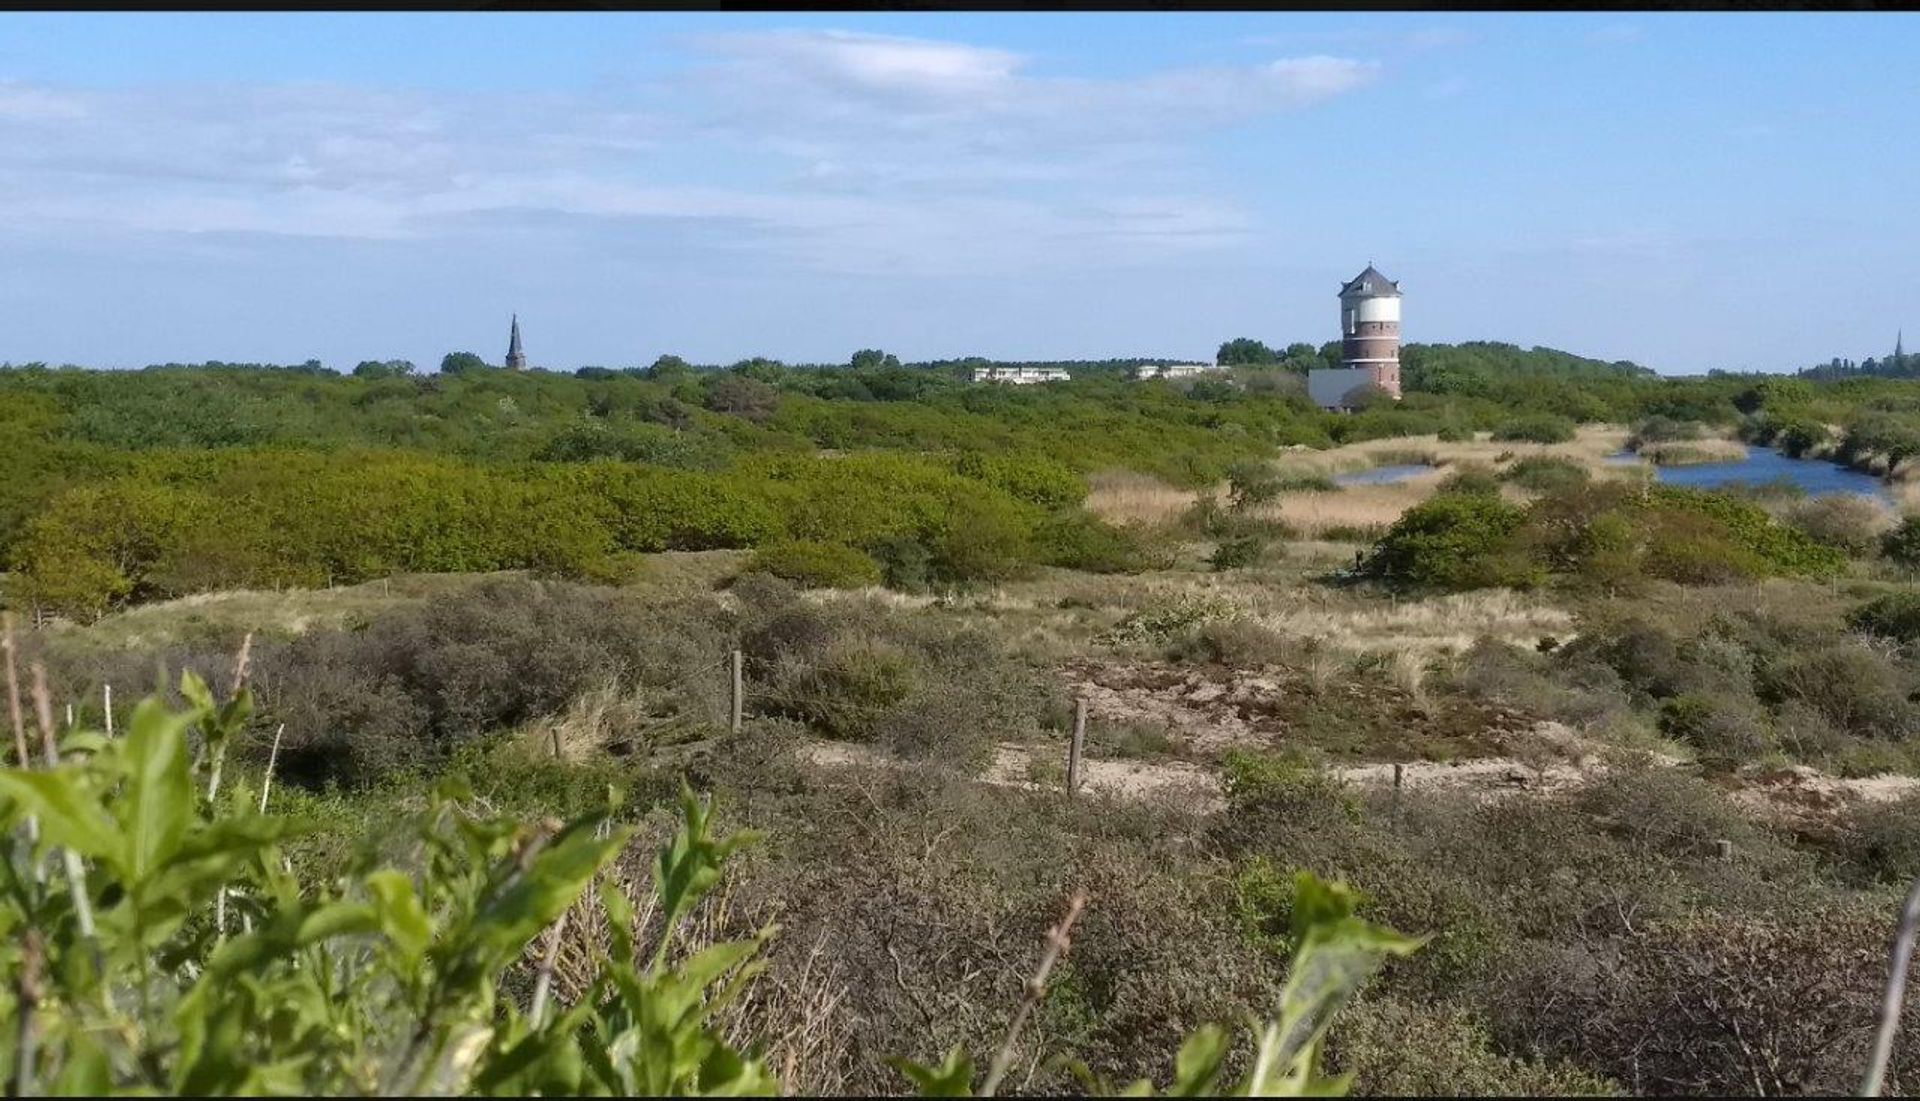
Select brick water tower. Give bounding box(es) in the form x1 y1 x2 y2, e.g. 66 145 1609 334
1338 264 1402 399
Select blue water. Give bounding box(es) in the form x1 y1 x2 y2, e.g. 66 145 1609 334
1334 463 1435 486
1620 446 1891 501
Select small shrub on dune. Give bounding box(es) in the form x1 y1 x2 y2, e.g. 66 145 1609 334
1034 511 1163 574
769 636 920 741
1782 494 1895 555
1209 533 1270 571
1436 464 1501 497
1360 492 1542 593
1656 694 1773 769
1492 415 1576 444
742 540 883 589
1500 456 1590 495
1848 590 1920 643
1883 516 1920 568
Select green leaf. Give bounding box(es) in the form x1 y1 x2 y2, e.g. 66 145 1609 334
1169 1024 1229 1096
0 770 120 864
459 820 630 977
119 696 198 884
179 668 217 715
366 869 431 966
891 1046 975 1097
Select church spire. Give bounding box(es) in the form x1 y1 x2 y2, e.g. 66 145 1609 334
506 314 526 371
1898 330 1906 365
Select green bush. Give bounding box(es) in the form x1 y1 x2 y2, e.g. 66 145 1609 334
1656 693 1773 768
1884 516 1920 568
1782 495 1895 555
1360 493 1542 592
1436 464 1501 497
1848 590 1920 643
1210 533 1269 571
743 540 883 589
1491 415 1576 444
1034 512 1156 574
1500 456 1590 495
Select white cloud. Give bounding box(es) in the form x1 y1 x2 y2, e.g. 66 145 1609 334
0 30 1379 275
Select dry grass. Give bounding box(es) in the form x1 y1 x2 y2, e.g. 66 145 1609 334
1243 588 1572 661
1084 469 1207 527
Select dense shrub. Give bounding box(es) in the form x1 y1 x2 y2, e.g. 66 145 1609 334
1848 590 1920 643
1491 415 1576 444
1883 516 1920 567
1034 512 1159 574
1782 494 1895 555
742 540 883 589
1435 464 1501 497
1209 533 1269 571
1360 493 1541 592
1628 415 1702 446
1500 456 1590 495
1656 693 1773 767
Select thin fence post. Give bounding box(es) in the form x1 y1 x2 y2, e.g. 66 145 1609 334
1392 762 1404 828
1714 839 1733 862
65 702 73 730
730 649 744 734
1067 698 1087 796
103 684 113 739
551 727 563 761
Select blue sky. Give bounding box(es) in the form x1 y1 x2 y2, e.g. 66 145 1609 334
0 13 1913 374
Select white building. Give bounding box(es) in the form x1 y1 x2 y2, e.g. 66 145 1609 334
1132 363 1218 380
972 366 1072 385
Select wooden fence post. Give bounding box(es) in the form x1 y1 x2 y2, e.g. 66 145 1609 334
1714 839 1733 861
104 683 114 739
550 727 562 761
1067 698 1087 796
1392 762 1404 827
730 649 744 734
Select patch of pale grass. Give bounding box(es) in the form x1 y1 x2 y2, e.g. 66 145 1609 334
1253 475 1446 538
1085 469 1207 528
1246 588 1572 661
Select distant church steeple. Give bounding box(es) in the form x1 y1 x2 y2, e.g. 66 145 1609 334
506 314 527 371
1898 330 1907 365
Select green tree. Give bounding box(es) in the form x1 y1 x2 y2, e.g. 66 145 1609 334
352 360 416 379
850 348 902 371
439 352 490 375
646 354 694 382
1217 338 1280 366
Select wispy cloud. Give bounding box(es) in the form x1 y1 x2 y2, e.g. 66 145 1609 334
0 29 1379 276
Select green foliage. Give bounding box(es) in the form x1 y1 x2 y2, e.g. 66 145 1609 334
1360 493 1541 592
742 541 883 590
1491 415 1577 444
0 681 780 1096
1500 456 1590 495
1848 591 1920 643
1216 338 1279 366
1210 534 1270 572
1884 517 1920 568
1034 512 1159 575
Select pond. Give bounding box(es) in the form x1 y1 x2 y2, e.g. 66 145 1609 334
1612 445 1892 501
1333 463 1437 486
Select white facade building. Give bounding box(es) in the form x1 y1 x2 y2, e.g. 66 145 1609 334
1132 363 1218 380
971 366 1072 385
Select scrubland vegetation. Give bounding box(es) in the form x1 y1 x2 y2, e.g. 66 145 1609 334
10 345 1920 1095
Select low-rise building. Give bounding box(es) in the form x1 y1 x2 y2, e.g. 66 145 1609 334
1133 362 1218 380
972 366 1072 385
